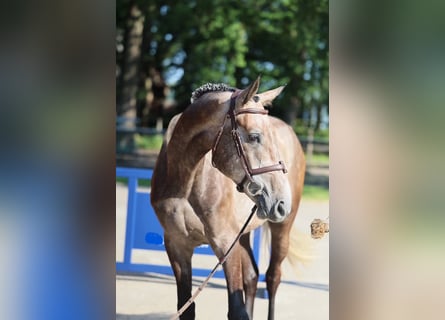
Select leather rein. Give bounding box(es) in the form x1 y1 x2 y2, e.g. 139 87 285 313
212 91 287 192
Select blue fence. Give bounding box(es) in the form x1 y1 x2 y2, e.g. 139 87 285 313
116 167 263 279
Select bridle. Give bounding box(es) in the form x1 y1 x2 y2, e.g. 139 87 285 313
211 90 287 192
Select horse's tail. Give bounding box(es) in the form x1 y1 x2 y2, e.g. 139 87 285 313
261 222 315 276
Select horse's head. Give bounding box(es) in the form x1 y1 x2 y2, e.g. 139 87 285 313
212 77 292 223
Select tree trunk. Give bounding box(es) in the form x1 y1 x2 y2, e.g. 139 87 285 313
281 96 300 128
315 104 322 132
136 6 156 128
116 4 144 153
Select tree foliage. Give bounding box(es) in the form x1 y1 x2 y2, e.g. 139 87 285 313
116 0 328 129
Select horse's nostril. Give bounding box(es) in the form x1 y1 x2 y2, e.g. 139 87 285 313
247 180 263 195
276 200 286 217
269 200 288 223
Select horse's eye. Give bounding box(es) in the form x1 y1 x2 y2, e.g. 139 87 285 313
247 133 261 144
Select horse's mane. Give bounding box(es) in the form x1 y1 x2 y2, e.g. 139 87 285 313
190 83 236 103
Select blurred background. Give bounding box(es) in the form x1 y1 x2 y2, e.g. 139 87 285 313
1 0 444 319
116 0 329 197
330 0 445 319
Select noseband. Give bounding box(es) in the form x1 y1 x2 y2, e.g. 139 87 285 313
212 91 287 192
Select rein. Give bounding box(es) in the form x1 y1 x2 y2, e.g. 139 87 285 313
169 205 258 320
212 91 287 192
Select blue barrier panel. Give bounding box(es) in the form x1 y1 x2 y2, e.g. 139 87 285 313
116 167 263 280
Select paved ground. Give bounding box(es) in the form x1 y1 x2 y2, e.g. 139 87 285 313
116 185 329 320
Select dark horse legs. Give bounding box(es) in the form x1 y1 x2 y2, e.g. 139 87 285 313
166 228 285 320
265 221 294 320
166 235 252 320
165 236 195 320
219 243 251 320
240 233 259 319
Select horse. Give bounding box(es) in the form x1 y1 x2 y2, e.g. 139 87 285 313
151 77 306 320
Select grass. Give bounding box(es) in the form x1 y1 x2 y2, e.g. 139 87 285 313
134 134 163 150
116 177 151 187
302 185 329 201
305 152 329 165
294 120 329 140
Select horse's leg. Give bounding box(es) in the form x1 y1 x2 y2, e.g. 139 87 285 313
265 220 293 320
212 238 250 320
239 233 259 319
164 234 195 320
224 245 250 320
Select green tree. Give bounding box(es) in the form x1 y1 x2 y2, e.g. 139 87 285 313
116 0 328 132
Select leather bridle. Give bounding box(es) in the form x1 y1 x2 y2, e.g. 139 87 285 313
212 91 287 192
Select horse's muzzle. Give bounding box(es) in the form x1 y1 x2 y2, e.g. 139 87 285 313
254 194 290 223
269 200 289 223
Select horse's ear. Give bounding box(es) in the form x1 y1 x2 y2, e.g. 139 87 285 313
235 76 261 108
256 85 286 107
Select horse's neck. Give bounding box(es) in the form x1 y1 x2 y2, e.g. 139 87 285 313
164 101 227 198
